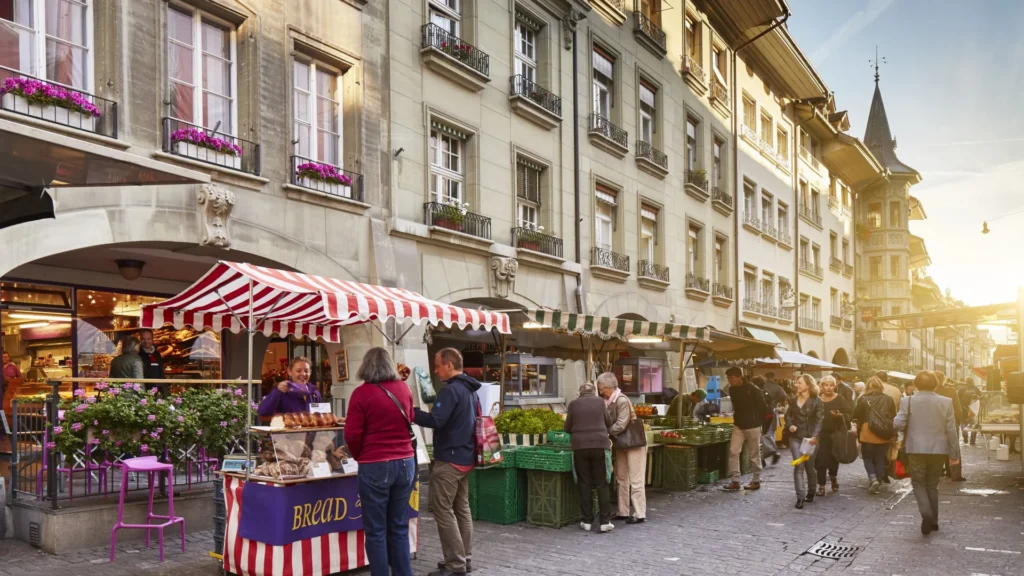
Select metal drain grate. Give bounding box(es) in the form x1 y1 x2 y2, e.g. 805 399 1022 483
28 522 41 548
805 540 860 560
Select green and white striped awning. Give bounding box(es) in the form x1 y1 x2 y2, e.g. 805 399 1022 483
525 309 711 342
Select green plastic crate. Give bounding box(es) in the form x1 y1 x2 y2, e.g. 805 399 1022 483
472 467 527 525
527 470 580 528
546 430 571 445
468 467 479 520
696 469 719 484
661 445 697 491
516 446 574 473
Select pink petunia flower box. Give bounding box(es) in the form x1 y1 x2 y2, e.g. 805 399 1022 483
173 141 242 170
1 92 96 132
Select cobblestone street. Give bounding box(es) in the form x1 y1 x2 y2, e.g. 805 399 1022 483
1 443 1022 576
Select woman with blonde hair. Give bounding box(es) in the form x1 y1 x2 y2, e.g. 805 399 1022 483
853 376 896 494
785 374 823 509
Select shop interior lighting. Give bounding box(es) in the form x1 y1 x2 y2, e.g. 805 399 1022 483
522 321 550 329
8 312 72 321
626 335 663 344
17 321 51 329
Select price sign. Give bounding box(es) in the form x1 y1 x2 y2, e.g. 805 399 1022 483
340 458 359 475
311 462 333 478
309 403 332 414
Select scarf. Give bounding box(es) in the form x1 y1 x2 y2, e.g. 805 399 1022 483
604 387 621 407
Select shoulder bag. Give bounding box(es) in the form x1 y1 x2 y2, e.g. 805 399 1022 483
866 397 896 440
612 396 648 449
372 383 418 471
894 397 911 479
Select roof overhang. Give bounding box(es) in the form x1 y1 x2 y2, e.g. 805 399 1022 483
909 234 931 269
0 117 209 230
703 0 790 44
822 132 886 187
876 302 1017 330
908 195 926 220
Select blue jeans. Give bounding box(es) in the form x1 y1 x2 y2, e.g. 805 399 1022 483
357 457 416 576
861 442 888 482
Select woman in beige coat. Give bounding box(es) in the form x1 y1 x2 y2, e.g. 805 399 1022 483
597 372 647 524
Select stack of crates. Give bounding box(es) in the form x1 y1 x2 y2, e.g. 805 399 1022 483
527 469 580 528
471 467 528 525
660 445 697 491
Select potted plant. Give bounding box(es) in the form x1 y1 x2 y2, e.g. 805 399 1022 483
433 198 470 231
295 161 353 198
517 224 547 252
170 127 243 170
690 168 708 188
1 77 101 131
495 409 561 446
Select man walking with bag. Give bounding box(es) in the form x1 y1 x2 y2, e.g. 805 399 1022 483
722 367 768 492
414 348 479 576
598 372 647 524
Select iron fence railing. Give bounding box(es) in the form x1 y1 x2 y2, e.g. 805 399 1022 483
800 317 824 332
799 202 822 227
743 299 761 314
685 169 709 193
829 196 840 211
162 117 261 175
800 260 824 278
636 140 668 170
685 272 709 292
633 11 666 52
425 202 492 240
779 308 794 321
683 54 705 83
844 263 854 276
421 24 490 77
762 304 778 317
712 187 733 209
843 318 853 330
591 246 629 272
589 114 628 149
0 66 118 138
292 155 363 201
831 315 843 328
639 260 670 282
830 257 842 271
743 212 761 231
513 226 563 257
778 229 792 245
710 79 729 104
712 283 733 300
510 75 561 117
763 224 777 239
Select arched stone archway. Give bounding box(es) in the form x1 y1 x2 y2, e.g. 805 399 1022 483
831 347 850 367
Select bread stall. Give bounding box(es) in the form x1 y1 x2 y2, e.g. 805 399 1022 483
141 261 510 576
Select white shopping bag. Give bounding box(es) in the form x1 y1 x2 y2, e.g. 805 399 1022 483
800 438 817 457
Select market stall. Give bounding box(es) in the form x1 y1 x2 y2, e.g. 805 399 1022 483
141 261 510 575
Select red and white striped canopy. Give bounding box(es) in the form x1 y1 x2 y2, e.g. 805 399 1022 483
141 261 510 342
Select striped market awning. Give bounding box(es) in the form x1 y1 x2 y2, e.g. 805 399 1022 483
525 309 711 342
141 261 511 343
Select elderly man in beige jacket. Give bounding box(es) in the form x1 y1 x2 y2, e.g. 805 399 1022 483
597 372 647 524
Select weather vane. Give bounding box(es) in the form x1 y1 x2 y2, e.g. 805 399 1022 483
869 46 886 83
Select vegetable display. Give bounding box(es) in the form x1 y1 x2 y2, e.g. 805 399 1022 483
494 408 565 435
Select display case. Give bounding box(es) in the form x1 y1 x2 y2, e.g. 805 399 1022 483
613 357 664 395
979 391 1021 432
250 428 354 482
482 354 558 398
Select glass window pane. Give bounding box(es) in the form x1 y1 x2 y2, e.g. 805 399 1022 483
169 43 193 83
316 97 338 132
203 91 232 133
168 7 193 45
202 54 231 97
45 0 86 46
1 0 34 26
317 130 338 165
45 39 85 88
0 25 36 75
294 123 310 157
170 81 194 122
201 20 229 59
293 88 309 122
316 69 336 99
294 60 310 91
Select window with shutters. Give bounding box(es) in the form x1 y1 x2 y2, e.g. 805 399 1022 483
714 235 728 285
639 81 656 144
516 159 542 229
592 47 613 120
760 111 773 148
428 0 460 35
641 206 658 263
761 192 773 229
742 95 756 130
686 117 698 170
761 272 774 308
744 268 757 303
684 16 699 60
713 138 724 186
776 126 789 161
429 123 465 204
743 179 756 215
778 203 789 238
595 185 617 251
687 223 701 275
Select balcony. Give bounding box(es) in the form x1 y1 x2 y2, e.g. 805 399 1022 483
761 223 777 242
777 229 793 247
291 155 364 202
830 315 843 329
590 246 630 282
636 140 668 178
762 303 778 318
742 212 761 234
828 195 840 213
799 260 824 279
424 201 492 243
710 80 729 115
743 299 761 316
513 226 563 259
711 187 733 216
740 124 759 147
778 308 794 323
863 334 911 352
638 260 670 290
799 317 824 332
799 146 822 174
509 75 561 130
682 54 706 94
844 263 854 278
588 114 629 157
843 318 853 331
421 24 490 92
0 66 118 139
633 11 667 57
684 169 709 201
830 257 843 272
685 272 710 301
161 118 261 176
591 0 627 25
799 203 822 229
712 283 733 306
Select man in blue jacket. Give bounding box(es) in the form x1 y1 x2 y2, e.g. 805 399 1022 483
414 348 479 576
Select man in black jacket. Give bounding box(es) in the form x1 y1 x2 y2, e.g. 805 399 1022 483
832 372 854 403
722 367 768 492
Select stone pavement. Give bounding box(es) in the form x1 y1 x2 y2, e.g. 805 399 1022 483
1 442 1022 576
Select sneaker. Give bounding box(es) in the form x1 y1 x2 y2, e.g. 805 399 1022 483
580 522 592 531
600 522 615 533
721 481 742 492
868 481 880 495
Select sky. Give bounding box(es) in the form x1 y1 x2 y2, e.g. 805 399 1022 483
787 0 1024 328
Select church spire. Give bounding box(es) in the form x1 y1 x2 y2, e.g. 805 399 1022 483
863 49 919 180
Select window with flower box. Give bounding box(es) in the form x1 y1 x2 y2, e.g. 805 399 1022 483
167 4 236 134
430 122 465 205
293 57 341 167
513 17 536 83
516 158 542 229
0 0 92 91
429 0 460 36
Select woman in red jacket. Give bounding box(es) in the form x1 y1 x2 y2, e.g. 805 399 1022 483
344 347 415 576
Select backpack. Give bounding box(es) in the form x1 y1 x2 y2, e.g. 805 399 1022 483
866 396 895 440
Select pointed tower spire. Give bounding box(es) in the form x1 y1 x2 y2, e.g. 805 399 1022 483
863 49 919 179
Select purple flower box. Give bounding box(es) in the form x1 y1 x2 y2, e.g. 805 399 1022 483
0 77 100 131
170 126 243 169
296 161 353 198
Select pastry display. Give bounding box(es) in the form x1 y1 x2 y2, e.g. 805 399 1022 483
251 431 353 480
269 411 340 430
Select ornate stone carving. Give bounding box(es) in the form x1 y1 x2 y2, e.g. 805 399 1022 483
197 183 235 248
489 256 519 298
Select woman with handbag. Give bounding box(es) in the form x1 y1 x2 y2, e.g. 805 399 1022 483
598 372 647 525
814 375 853 496
853 376 896 494
785 374 823 509
344 347 416 576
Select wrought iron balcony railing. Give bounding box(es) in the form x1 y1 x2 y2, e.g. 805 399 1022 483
292 155 364 202
762 224 777 239
636 140 668 170
743 212 761 231
710 79 729 104
830 257 843 271
713 283 733 300
639 260 670 282
589 114 628 149
425 201 492 240
633 11 667 52
685 272 709 292
591 246 629 273
799 203 822 227
712 187 733 209
740 123 759 143
830 315 843 328
162 117 261 175
762 304 778 317
510 75 561 117
683 54 705 84
743 299 761 314
842 318 853 330
513 226 562 258
800 317 824 332
844 263 854 277
800 260 824 278
421 24 489 77
778 308 794 321
685 169 708 193
1 66 118 138
777 229 792 246
829 195 840 211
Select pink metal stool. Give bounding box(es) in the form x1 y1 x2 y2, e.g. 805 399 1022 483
109 456 185 562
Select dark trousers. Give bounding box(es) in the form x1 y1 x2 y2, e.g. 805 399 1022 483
815 444 839 486
908 454 945 524
574 448 611 525
861 442 888 481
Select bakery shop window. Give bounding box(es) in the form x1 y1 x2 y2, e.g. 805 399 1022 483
482 353 558 398
75 289 222 380
1 282 74 410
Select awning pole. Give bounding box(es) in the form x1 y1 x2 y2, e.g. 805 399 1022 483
499 333 507 414
245 277 254 481
585 335 593 382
